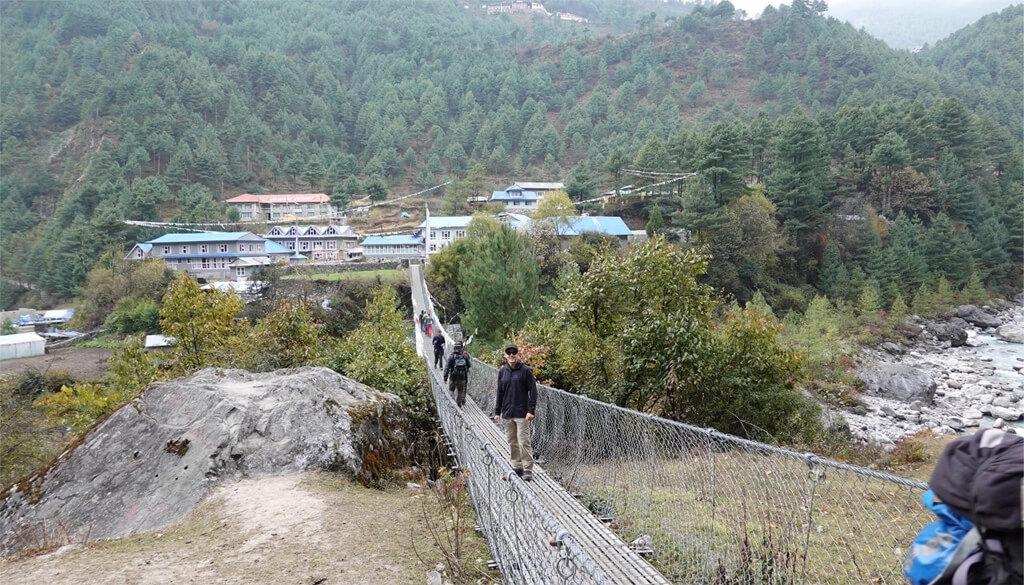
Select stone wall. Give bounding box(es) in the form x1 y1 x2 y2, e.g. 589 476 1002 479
284 260 407 275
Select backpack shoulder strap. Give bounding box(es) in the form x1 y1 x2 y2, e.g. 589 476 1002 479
929 528 981 585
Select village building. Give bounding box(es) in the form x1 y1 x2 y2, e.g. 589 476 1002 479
260 224 360 261
126 232 300 281
360 234 425 261
225 193 334 221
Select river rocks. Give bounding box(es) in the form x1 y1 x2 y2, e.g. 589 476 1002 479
0 367 409 555
997 324 1024 344
858 364 937 403
839 303 1024 445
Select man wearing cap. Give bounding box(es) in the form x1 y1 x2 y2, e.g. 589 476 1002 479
494 343 538 481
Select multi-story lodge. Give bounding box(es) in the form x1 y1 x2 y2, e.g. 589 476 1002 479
261 224 360 261
225 193 334 221
126 232 300 281
360 235 425 261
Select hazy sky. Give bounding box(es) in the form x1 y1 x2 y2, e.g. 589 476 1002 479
727 0 861 17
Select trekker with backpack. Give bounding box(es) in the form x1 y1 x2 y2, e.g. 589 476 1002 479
443 341 471 407
493 343 537 482
432 332 446 369
904 427 1023 585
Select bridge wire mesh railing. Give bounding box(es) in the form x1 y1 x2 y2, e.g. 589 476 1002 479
414 266 931 584
412 263 617 585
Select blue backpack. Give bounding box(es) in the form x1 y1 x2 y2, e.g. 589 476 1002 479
904 490 979 585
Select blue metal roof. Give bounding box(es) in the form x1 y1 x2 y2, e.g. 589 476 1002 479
490 190 538 201
565 216 632 237
361 235 423 246
264 241 292 254
146 232 256 244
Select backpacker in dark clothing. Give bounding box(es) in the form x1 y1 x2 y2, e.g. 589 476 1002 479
443 343 471 407
905 428 1023 585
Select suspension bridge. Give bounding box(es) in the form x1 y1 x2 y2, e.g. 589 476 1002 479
409 263 932 585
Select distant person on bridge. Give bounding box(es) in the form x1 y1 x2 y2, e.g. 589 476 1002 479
443 341 471 408
432 331 446 369
424 313 434 337
494 343 537 482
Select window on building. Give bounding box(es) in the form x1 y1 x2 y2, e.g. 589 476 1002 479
301 241 309 251
314 240 323 249
136 248 144 258
236 267 246 277
327 241 336 249
287 242 295 250
163 246 171 254
219 244 228 253
201 244 208 253
326 227 336 235
430 244 437 252
456 231 464 239
239 244 246 252
441 231 451 240
181 245 189 254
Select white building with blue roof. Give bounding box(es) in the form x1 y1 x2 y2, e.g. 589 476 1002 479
420 215 473 255
127 232 301 281
360 234 425 260
490 186 539 212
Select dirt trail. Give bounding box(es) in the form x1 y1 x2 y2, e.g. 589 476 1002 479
0 471 493 585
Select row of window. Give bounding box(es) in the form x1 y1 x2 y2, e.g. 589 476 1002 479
282 240 338 251
366 245 421 255
162 243 263 254
430 230 466 241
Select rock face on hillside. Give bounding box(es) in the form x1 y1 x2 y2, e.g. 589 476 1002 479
0 367 408 555
858 364 937 404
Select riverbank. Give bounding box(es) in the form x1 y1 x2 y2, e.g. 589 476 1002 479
838 303 1024 447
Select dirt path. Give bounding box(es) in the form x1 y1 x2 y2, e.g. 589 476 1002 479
1 347 114 382
0 472 494 585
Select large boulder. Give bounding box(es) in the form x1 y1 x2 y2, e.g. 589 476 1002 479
0 367 408 555
923 320 968 347
949 305 1001 329
997 324 1024 344
858 364 937 404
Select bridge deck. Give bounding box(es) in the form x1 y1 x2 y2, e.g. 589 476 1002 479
458 398 671 585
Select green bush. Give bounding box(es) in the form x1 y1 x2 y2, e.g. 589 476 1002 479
106 296 161 334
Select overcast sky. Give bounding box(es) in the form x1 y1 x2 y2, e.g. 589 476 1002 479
727 0 1013 18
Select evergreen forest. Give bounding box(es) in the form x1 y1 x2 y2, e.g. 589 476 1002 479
0 0 1021 312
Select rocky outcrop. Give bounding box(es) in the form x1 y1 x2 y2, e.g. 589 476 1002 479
949 305 1001 329
0 367 408 555
858 365 937 404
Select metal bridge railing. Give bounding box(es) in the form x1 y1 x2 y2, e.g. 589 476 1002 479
413 264 930 584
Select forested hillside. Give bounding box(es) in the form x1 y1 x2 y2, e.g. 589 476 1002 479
0 0 1020 310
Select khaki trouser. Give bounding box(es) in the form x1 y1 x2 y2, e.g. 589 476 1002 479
504 418 533 471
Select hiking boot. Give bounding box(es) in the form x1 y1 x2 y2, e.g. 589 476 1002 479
514 468 523 477
522 470 533 482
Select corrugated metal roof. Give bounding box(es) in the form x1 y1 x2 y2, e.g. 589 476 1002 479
0 332 45 345
225 193 329 204
419 216 474 228
362 235 423 246
509 182 564 190
264 241 293 254
146 232 257 244
566 216 632 236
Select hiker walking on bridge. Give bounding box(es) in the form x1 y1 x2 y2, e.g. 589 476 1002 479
432 331 446 369
494 343 537 481
443 341 471 407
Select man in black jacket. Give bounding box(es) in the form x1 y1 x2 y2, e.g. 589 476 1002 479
493 343 537 481
443 341 471 407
